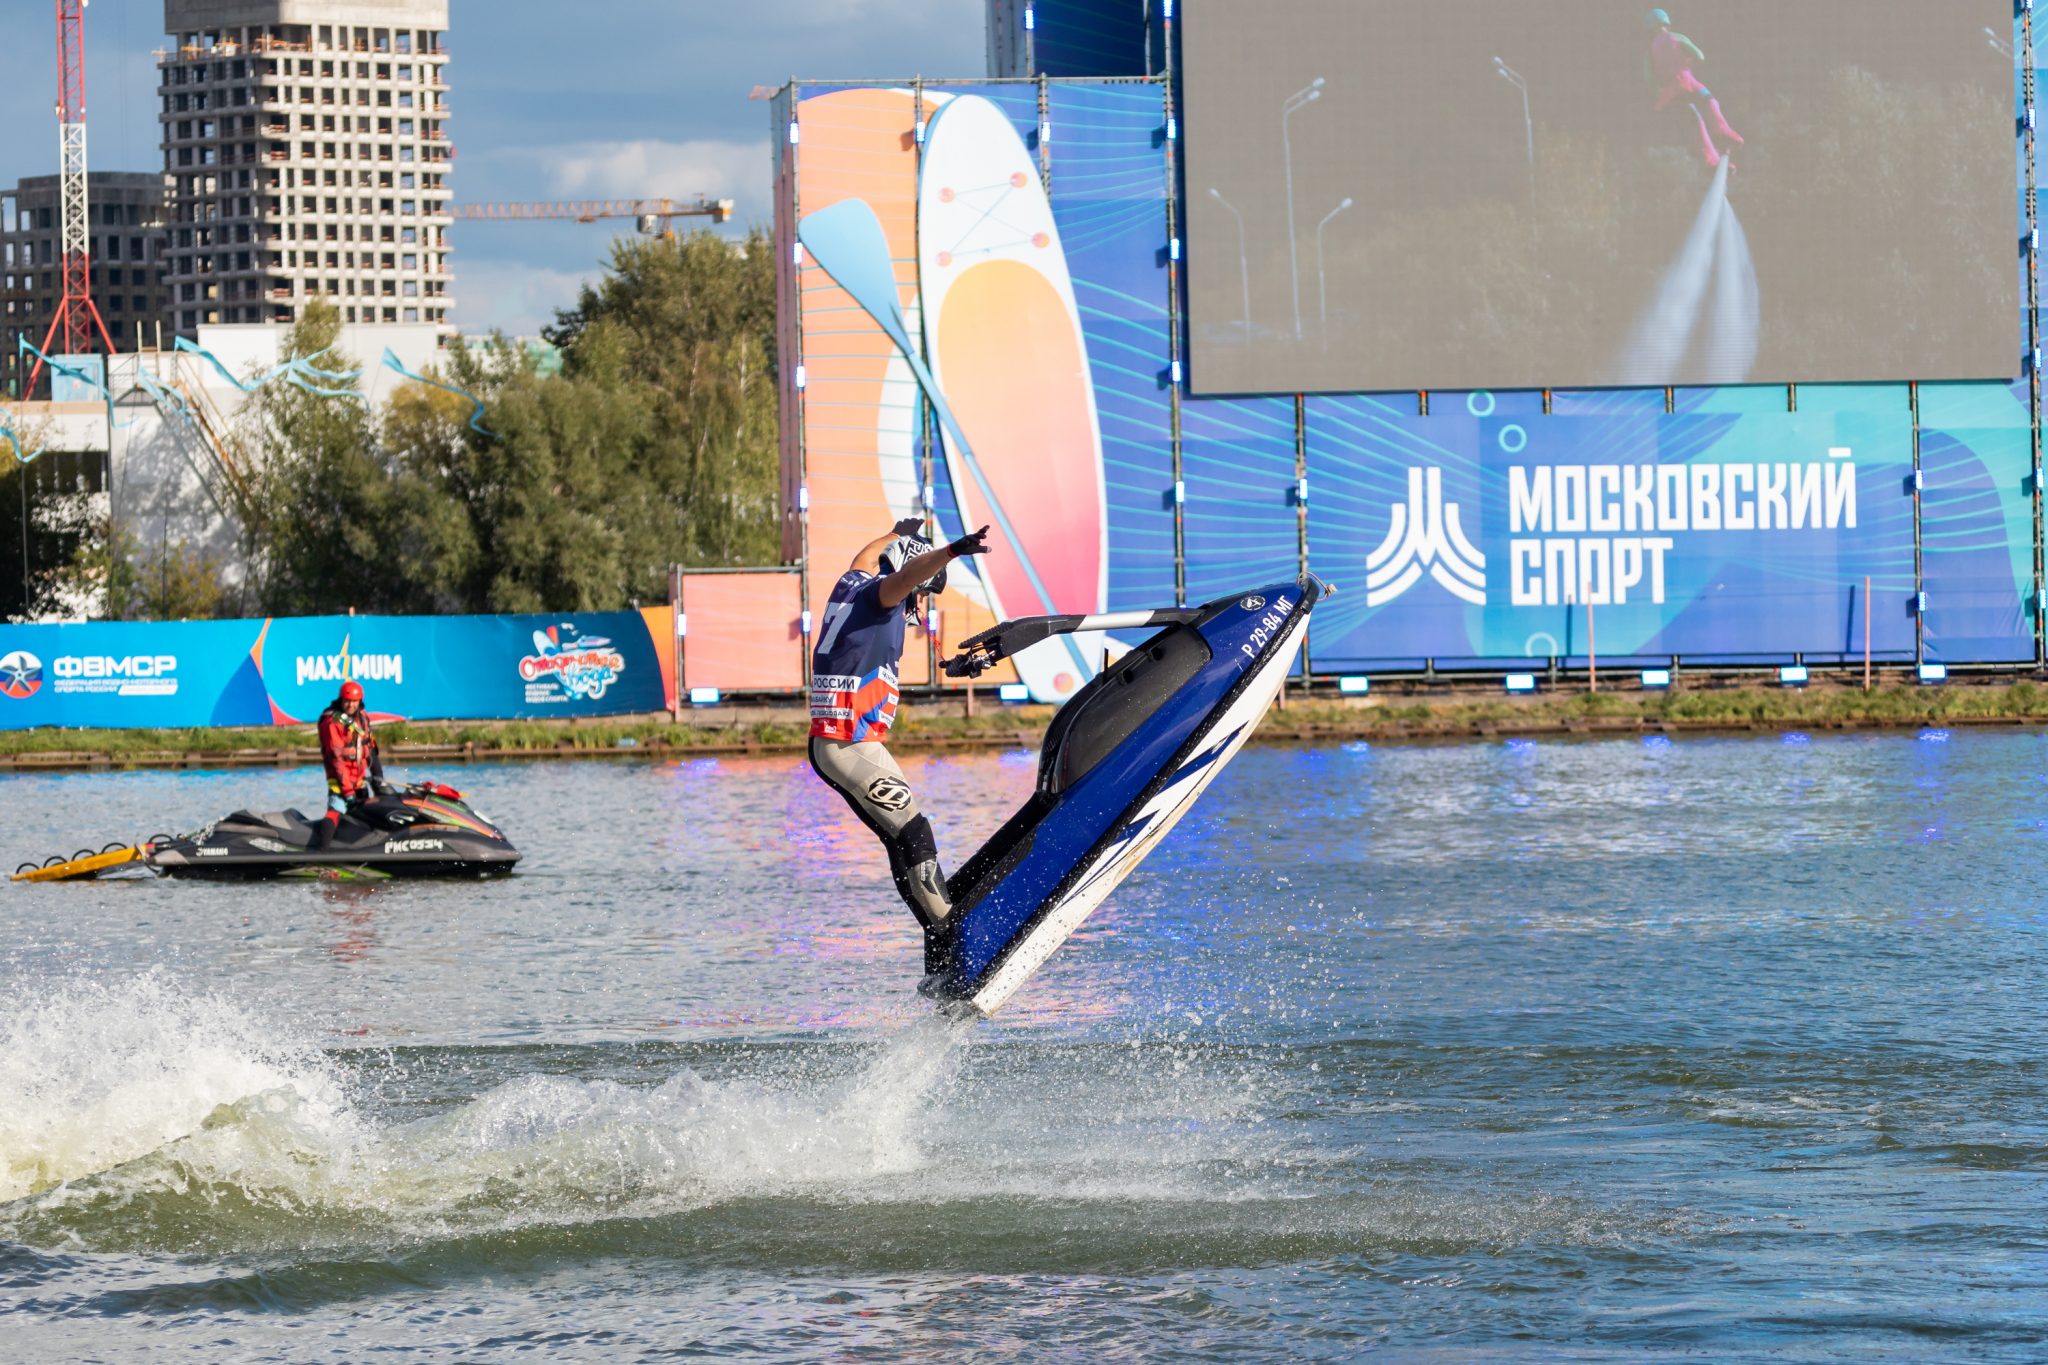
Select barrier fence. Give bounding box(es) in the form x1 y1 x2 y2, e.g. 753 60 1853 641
0 608 677 731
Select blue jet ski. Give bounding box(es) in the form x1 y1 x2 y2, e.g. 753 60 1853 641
924 574 1325 1017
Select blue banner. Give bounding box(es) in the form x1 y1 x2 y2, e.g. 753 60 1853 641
1181 394 1300 604
1918 380 2039 663
1306 409 1921 667
1047 83 1181 612
0 611 669 731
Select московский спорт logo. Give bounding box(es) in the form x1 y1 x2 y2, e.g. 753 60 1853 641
1366 467 1488 608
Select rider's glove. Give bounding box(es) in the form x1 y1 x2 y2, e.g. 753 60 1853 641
947 525 991 559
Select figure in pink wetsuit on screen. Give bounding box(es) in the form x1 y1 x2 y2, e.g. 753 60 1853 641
1646 7 1744 171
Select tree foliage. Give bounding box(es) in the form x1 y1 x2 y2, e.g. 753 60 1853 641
56 227 783 622
42 513 234 622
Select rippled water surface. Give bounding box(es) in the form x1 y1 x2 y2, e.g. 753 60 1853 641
3 730 2046 1360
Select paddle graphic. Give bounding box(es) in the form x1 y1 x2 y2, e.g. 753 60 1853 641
796 198 1092 680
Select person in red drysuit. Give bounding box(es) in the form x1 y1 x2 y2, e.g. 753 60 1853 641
1647 7 1744 170
314 679 389 849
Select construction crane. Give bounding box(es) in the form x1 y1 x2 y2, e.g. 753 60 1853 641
448 196 736 237
28 0 117 397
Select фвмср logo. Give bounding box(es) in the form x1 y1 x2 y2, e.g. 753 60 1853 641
0 650 43 700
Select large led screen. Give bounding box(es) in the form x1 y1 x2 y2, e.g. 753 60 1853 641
1183 1 2018 395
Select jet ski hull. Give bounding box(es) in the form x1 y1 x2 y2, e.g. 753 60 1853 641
928 576 1321 1016
143 787 521 880
145 845 519 880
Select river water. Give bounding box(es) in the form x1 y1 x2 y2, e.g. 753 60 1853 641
1 730 2044 1360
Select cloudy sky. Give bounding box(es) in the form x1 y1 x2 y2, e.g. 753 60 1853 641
0 0 982 335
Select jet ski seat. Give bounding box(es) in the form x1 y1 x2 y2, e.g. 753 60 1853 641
221 809 316 835
1038 626 1212 795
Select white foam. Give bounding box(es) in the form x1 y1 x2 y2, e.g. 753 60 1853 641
0 971 352 1204
0 977 980 1248
0 974 1306 1259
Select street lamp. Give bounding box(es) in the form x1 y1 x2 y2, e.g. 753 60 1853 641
1209 187 1252 341
1493 57 1533 197
1315 196 1352 345
1281 76 1324 341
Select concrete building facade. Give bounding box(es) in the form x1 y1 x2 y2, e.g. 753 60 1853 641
0 173 172 399
159 0 453 335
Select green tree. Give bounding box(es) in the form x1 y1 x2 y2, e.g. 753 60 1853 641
242 299 398 615
43 514 234 621
244 228 785 617
549 228 782 567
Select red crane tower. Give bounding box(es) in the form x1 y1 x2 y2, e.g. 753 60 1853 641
28 0 117 398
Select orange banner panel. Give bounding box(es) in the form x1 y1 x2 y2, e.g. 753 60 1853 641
679 574 806 693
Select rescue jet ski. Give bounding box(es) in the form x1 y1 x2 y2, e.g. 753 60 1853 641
14 781 519 882
923 574 1324 1017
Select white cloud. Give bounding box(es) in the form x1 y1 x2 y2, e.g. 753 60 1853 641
448 258 596 339
533 138 768 204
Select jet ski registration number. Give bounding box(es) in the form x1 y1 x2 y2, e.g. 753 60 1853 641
1237 597 1295 660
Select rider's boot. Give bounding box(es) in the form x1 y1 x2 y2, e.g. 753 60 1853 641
1707 98 1743 147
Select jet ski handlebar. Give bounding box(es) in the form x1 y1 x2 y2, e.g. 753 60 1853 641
943 608 1203 678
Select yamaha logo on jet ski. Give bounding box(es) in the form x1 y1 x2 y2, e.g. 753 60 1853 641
1240 595 1266 611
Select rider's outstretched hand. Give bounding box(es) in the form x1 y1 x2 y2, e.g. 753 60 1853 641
892 516 927 538
947 525 992 558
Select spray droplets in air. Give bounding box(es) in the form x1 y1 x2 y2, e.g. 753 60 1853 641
1612 158 1759 386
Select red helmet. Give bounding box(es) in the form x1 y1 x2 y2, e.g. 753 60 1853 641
339 680 364 704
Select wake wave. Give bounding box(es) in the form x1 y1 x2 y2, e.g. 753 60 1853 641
0 975 1694 1286
1611 159 1759 386
0 973 974 1254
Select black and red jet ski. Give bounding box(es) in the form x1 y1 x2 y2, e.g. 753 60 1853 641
6 781 516 884
921 575 1324 1017
138 781 519 880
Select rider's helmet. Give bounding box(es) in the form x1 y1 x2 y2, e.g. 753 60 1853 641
1646 7 1671 29
878 533 947 617
338 679 364 705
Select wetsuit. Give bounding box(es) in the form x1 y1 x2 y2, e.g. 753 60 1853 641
808 568 951 926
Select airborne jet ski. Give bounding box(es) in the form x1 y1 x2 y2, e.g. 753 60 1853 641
141 781 518 880
923 574 1324 1017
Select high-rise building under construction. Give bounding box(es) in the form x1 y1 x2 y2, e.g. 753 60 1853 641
159 0 452 335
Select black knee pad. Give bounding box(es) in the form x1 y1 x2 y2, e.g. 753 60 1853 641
892 814 938 867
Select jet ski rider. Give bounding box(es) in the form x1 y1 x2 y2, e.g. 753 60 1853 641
809 515 992 929
314 679 392 849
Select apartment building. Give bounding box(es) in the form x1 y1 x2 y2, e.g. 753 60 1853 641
0 173 171 399
160 0 453 335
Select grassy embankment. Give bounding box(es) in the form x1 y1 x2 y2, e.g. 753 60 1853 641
1 680 2045 769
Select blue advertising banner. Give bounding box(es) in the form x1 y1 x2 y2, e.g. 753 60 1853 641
0 611 670 731
1046 83 1180 611
1305 409 1921 668
1180 394 1299 603
1917 380 2038 663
